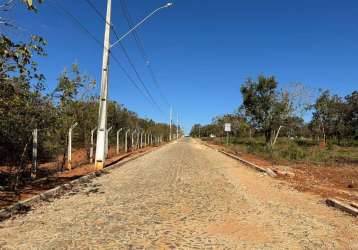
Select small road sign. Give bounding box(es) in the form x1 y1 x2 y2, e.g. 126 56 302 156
224 123 231 132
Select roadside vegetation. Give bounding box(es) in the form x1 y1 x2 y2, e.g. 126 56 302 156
0 1 177 194
190 75 358 166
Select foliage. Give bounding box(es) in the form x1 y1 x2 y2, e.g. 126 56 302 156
0 34 175 190
239 75 291 143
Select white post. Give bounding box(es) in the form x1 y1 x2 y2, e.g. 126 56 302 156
169 106 172 141
125 129 130 153
95 0 112 170
116 128 123 154
131 130 136 150
176 112 179 141
144 133 147 147
32 128 38 179
140 132 143 148
136 131 140 149
105 126 113 158
68 122 78 170
90 127 97 163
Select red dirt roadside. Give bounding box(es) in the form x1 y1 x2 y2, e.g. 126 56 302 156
203 140 358 203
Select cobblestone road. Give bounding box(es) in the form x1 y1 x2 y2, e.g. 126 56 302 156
0 138 357 249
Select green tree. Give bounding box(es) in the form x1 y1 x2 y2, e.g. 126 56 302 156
0 35 48 189
310 90 347 143
240 75 290 144
345 91 358 139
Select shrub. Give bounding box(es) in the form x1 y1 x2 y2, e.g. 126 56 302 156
294 138 318 147
280 143 307 161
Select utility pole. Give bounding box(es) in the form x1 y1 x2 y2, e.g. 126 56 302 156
169 106 172 141
95 0 112 170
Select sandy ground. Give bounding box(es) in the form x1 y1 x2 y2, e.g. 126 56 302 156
0 138 357 249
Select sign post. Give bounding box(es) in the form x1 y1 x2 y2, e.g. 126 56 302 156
224 123 231 145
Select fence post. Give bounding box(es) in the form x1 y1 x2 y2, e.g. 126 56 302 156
90 127 97 163
31 128 38 179
125 129 130 153
105 126 113 158
140 132 143 148
116 128 123 154
136 131 140 149
131 130 136 150
68 122 78 170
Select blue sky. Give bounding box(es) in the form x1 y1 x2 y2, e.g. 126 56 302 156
9 0 358 134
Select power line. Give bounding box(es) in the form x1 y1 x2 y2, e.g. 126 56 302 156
83 0 166 116
120 0 171 107
49 0 162 115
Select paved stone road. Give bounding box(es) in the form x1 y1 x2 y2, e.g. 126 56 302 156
0 138 357 249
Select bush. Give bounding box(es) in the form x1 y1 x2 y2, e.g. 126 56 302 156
294 138 318 147
279 143 307 161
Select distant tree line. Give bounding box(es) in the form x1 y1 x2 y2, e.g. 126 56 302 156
190 75 357 145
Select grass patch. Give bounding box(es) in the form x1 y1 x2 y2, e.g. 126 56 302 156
202 136 358 165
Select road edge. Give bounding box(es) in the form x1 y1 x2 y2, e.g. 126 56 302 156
198 139 357 218
0 144 168 222
198 139 277 177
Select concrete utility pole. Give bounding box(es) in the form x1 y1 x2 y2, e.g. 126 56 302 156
94 1 173 170
169 106 172 141
68 122 78 170
90 127 97 163
125 129 130 153
95 0 112 170
116 128 123 154
31 128 38 179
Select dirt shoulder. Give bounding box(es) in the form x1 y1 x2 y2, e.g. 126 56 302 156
202 139 358 204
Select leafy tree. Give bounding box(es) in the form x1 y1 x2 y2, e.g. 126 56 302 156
310 90 347 143
0 35 48 189
49 64 96 168
240 75 290 144
345 91 358 139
